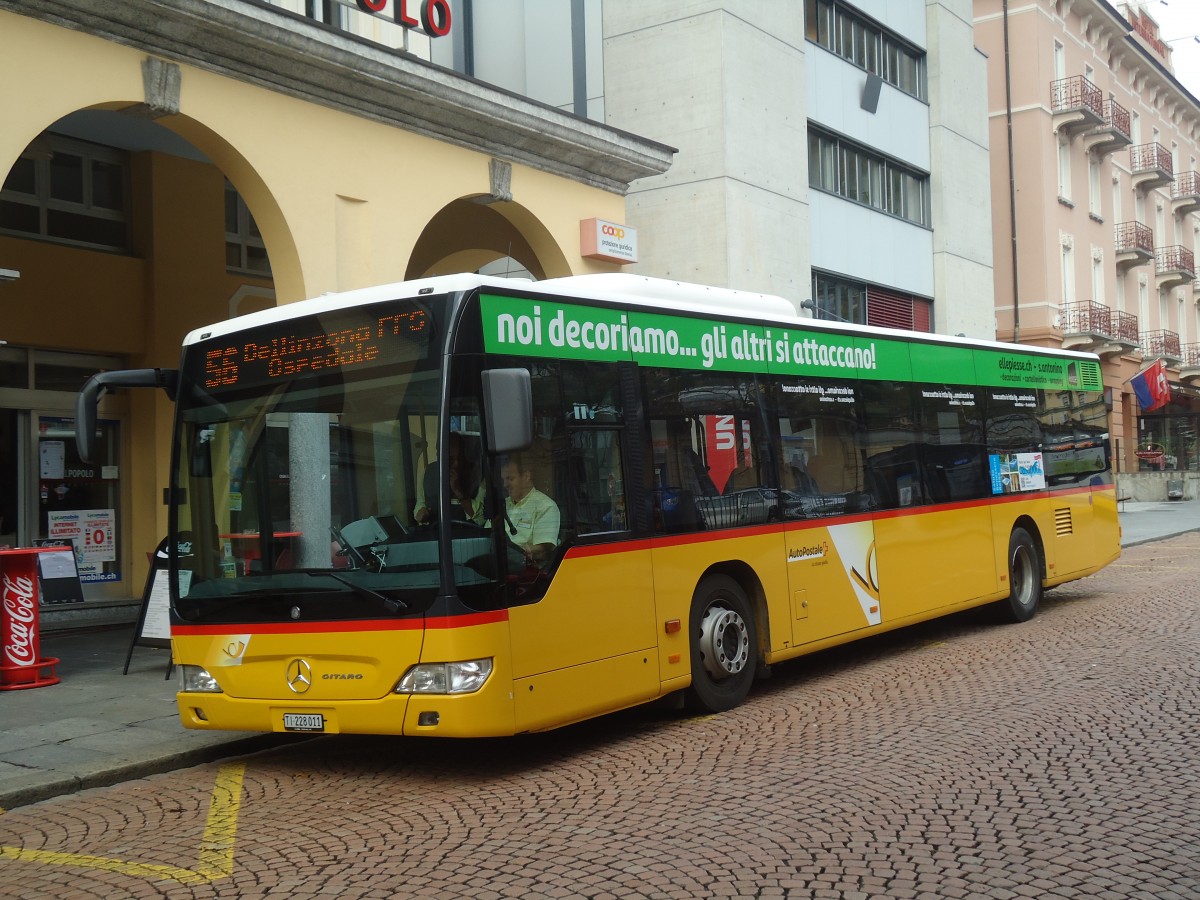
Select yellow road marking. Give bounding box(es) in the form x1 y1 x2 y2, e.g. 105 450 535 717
197 762 246 878
0 761 246 885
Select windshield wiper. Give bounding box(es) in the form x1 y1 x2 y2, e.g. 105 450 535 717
305 571 409 613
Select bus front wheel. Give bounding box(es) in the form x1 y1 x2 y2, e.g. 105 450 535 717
1000 527 1043 623
685 575 757 712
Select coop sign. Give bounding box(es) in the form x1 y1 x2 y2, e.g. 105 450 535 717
355 0 451 36
580 218 638 265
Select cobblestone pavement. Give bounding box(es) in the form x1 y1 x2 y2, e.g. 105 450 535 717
1 535 1198 899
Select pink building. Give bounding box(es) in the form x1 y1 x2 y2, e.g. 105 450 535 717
974 0 1200 496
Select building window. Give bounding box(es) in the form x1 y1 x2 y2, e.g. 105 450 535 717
811 270 932 332
805 0 927 101
1057 135 1071 200
225 180 271 276
1061 239 1075 305
808 127 930 227
1088 152 1101 216
0 134 130 252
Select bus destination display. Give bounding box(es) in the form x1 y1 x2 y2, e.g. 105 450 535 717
202 307 430 391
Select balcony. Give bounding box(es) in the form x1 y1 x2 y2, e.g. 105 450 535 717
1172 171 1200 218
1051 76 1103 138
1082 98 1132 158
1140 329 1183 366
1156 245 1196 290
1181 344 1200 383
1061 301 1139 358
1130 141 1173 193
1114 221 1154 272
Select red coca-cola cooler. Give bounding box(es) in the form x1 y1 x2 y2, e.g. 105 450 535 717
1 548 61 690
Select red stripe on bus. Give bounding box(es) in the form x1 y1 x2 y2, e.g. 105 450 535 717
562 484 1112 554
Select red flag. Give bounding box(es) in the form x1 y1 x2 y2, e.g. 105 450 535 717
1130 359 1170 412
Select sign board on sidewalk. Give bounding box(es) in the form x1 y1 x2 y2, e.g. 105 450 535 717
31 539 85 605
125 538 173 676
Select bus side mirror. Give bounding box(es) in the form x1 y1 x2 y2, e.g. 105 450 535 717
76 368 179 464
482 368 533 454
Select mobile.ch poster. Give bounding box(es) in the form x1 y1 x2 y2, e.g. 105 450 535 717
46 509 119 583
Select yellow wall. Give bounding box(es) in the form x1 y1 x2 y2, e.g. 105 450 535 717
0 9 631 594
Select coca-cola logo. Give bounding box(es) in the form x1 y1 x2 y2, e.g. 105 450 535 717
3 573 37 668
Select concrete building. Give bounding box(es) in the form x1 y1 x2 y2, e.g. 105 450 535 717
0 0 671 626
602 1 996 338
973 0 1200 497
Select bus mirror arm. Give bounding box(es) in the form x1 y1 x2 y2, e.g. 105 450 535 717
75 368 179 464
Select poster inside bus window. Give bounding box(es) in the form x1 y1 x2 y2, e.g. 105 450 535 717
989 452 1046 494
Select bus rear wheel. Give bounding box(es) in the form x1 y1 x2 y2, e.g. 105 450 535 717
685 575 757 712
1000 527 1042 623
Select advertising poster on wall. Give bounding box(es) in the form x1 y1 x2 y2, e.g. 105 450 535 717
46 509 118 582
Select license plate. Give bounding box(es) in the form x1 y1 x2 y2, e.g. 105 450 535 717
283 713 325 732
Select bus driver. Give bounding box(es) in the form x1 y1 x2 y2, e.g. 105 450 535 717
499 453 560 567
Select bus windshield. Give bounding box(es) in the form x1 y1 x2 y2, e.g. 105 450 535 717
171 295 483 625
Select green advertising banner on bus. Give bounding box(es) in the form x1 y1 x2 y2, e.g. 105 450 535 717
480 294 1102 392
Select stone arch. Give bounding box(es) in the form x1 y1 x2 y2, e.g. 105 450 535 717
407 197 572 281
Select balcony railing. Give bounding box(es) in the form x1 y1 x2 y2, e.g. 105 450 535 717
1156 245 1196 277
1051 76 1103 117
1100 98 1131 139
1115 221 1154 254
1140 329 1181 360
1130 142 1173 184
1062 301 1113 338
1183 343 1200 368
1113 310 1140 346
1062 302 1139 355
1173 171 1200 199
1173 171 1200 216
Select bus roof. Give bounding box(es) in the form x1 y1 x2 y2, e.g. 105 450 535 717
181 273 1100 364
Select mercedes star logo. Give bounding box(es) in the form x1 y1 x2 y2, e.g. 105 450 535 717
286 658 313 694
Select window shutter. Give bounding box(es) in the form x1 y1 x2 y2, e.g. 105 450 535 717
866 287 933 333
867 287 913 330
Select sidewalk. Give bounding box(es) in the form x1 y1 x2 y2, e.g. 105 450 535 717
2 499 1197 811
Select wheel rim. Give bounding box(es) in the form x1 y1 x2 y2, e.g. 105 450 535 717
1012 544 1035 608
698 604 750 680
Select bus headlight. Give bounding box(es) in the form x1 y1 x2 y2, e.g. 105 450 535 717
395 659 493 695
179 665 224 693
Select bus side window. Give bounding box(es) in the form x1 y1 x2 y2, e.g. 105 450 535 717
775 376 864 518
569 431 627 534
861 381 923 509
912 383 986 503
642 367 771 533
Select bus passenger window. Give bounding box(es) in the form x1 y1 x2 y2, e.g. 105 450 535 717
775 377 865 518
913 383 986 503
861 381 922 510
642 367 773 533
569 431 627 534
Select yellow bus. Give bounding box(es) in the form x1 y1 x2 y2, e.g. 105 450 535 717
77 274 1120 736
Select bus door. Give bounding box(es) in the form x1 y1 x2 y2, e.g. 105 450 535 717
777 378 881 644
863 382 996 621
493 360 659 731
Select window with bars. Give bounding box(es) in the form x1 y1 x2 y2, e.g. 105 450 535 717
811 270 932 332
805 0 927 102
0 134 130 252
808 127 930 227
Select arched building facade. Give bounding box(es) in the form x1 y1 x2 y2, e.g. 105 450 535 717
0 1 671 625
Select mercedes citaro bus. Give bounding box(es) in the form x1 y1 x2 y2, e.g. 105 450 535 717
77 274 1120 736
